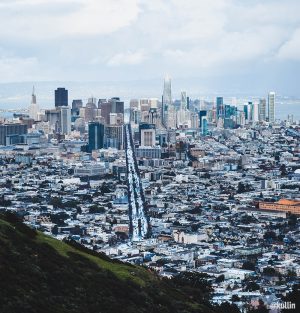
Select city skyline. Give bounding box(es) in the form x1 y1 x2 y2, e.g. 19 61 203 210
1 2 300 313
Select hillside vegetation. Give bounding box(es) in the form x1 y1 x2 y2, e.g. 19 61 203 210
0 212 215 313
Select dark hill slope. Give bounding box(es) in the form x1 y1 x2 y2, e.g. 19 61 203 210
0 213 214 313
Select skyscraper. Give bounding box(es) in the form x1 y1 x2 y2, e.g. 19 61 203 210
71 99 83 118
216 97 224 119
55 88 68 107
177 91 189 126
259 99 267 122
139 123 156 146
0 124 28 146
162 75 172 128
105 125 124 149
60 106 71 135
201 116 208 136
268 92 275 123
181 91 187 111
252 102 259 122
28 86 39 121
88 122 104 152
199 110 207 128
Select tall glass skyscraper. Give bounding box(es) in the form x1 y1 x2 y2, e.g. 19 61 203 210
268 92 275 123
216 97 224 119
60 106 71 135
259 99 267 122
162 75 172 128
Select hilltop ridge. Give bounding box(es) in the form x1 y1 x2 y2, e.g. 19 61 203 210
0 212 215 313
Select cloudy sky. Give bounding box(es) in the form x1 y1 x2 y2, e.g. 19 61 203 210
1 0 300 95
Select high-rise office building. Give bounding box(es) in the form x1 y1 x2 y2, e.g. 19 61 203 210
162 75 172 128
181 91 187 111
268 92 275 123
252 102 259 122
99 101 112 124
199 110 207 128
201 117 208 136
246 102 253 123
84 98 97 122
0 124 28 146
55 88 68 107
244 103 253 123
139 123 156 147
71 99 83 116
105 125 124 150
72 99 83 110
177 91 189 126
28 86 39 121
110 97 124 115
140 99 150 112
259 99 267 122
224 105 231 119
60 106 71 135
45 108 61 132
71 99 83 121
98 98 124 125
216 97 224 119
88 122 104 152
149 98 158 109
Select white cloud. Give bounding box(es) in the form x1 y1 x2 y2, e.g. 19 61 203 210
0 0 300 85
277 29 300 60
107 50 147 67
0 0 140 39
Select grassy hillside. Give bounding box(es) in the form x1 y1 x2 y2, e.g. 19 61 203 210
0 212 215 313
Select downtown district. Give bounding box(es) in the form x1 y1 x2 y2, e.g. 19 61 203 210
0 78 300 312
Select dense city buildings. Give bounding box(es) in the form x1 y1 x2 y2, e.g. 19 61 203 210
0 80 300 312
0 123 28 145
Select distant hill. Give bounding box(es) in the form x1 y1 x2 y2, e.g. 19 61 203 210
0 212 215 313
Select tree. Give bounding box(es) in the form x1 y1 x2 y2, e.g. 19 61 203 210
51 225 58 235
170 272 212 303
242 261 256 271
286 270 297 280
50 197 63 208
100 182 111 194
203 172 211 179
263 231 277 241
259 192 264 199
232 294 240 302
245 281 260 291
263 267 276 276
288 214 297 227
89 205 105 214
280 164 288 177
215 274 225 283
237 182 246 193
215 302 240 313
282 284 300 313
